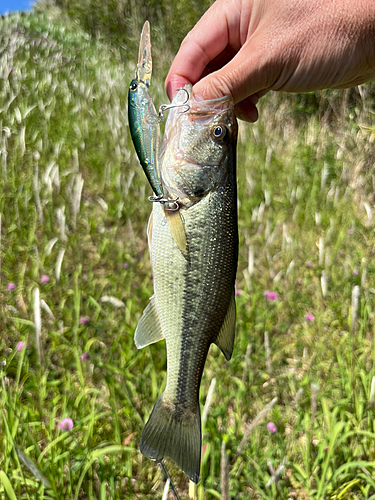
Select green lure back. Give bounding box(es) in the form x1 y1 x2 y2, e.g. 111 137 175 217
128 21 163 198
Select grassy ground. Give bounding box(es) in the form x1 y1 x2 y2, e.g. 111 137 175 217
2 10 375 500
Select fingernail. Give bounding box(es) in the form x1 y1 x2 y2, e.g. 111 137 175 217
248 95 259 105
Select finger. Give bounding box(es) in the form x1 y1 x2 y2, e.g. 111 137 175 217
166 75 192 101
166 46 238 99
166 47 257 104
200 45 238 79
192 34 276 105
165 0 242 100
235 99 259 122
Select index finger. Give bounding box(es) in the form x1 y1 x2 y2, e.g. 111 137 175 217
165 0 242 100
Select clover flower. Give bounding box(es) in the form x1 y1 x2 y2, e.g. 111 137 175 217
264 291 278 301
267 422 277 433
16 341 26 351
59 418 74 431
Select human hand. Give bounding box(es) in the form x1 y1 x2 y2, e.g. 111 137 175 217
165 0 375 121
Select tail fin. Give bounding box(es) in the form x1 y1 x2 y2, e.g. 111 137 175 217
140 396 201 483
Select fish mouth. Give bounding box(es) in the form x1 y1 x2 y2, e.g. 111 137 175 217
176 83 233 104
191 94 233 110
176 85 234 114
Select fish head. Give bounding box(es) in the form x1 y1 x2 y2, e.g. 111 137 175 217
160 86 238 207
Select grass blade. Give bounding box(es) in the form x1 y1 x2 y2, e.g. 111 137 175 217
0 471 17 500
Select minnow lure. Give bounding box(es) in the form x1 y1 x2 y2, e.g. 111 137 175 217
128 20 163 199
128 22 190 258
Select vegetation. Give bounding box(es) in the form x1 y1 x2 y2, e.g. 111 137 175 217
1 7 375 499
34 0 213 63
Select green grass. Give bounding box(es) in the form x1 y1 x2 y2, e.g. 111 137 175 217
2 9 375 500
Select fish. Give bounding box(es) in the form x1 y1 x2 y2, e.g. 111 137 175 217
134 86 238 483
128 20 163 199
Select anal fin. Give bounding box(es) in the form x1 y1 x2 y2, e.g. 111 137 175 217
134 295 164 349
214 291 236 360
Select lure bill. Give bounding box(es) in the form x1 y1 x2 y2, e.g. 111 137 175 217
134 86 239 483
128 20 163 198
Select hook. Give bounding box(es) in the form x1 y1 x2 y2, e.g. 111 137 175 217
148 195 180 211
164 200 180 211
158 88 190 122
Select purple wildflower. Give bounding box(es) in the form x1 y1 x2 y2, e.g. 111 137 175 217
16 341 26 352
267 422 277 433
7 282 16 291
123 262 129 269
306 261 313 268
40 275 50 283
79 316 90 325
305 314 314 322
264 291 278 301
59 418 74 431
353 269 359 276
347 229 354 235
81 352 89 361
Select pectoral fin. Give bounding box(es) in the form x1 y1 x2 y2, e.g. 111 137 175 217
134 295 164 349
214 291 236 360
165 208 188 259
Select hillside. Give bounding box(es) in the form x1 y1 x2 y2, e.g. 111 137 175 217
1 9 375 500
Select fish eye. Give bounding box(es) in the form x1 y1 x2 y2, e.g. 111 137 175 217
130 81 138 91
211 124 228 142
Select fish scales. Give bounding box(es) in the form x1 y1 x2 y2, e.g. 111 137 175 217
153 179 236 405
135 87 238 483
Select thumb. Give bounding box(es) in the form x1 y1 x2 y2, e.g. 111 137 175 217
192 39 273 105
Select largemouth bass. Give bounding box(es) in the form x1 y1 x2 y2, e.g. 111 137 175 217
135 86 238 483
128 20 163 198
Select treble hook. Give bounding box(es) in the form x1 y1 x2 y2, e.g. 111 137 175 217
164 200 180 211
148 195 180 211
158 88 190 122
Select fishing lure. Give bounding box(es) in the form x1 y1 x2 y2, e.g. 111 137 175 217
128 21 190 204
128 21 163 199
